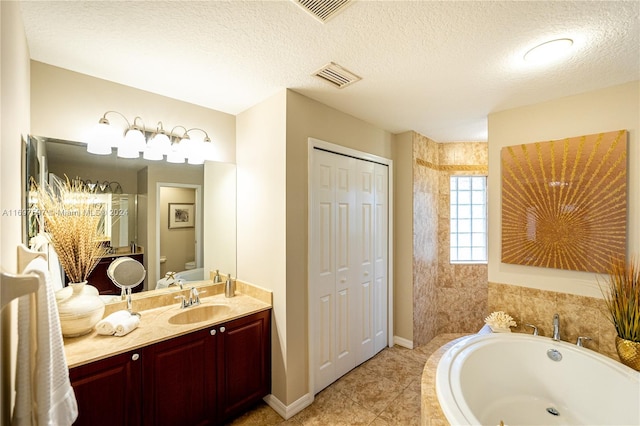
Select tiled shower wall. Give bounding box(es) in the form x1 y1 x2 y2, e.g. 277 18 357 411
412 133 489 346
412 134 440 345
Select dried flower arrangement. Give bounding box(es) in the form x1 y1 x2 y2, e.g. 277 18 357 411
485 311 517 331
600 257 640 343
32 177 109 283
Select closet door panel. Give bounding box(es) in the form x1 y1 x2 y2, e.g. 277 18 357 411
373 163 389 353
311 153 337 392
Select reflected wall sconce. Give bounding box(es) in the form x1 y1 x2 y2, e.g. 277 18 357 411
71 177 123 194
87 111 214 164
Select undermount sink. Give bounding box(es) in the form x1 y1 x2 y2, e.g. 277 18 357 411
168 304 231 325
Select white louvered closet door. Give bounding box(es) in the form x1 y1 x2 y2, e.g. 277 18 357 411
311 148 388 394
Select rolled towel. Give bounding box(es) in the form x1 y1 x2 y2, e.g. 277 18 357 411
95 310 132 336
114 314 140 337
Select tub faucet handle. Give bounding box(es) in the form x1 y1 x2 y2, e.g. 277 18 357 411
552 313 560 341
525 323 538 336
576 336 592 347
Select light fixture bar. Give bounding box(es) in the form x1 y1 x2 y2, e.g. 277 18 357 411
86 111 215 164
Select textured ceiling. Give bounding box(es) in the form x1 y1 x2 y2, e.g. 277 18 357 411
19 1 640 142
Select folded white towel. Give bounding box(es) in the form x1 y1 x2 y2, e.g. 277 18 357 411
114 314 140 337
95 310 133 336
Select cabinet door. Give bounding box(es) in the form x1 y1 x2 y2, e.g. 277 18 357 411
143 327 216 426
69 350 142 426
217 309 271 422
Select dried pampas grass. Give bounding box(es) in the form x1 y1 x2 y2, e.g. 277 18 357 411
32 177 109 283
600 257 640 343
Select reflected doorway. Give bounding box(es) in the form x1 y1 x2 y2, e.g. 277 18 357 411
156 183 202 286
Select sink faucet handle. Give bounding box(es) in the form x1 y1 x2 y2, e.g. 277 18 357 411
524 323 538 336
195 290 206 304
576 336 592 347
174 295 189 309
190 287 206 305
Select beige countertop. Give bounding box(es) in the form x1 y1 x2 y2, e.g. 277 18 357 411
64 280 272 369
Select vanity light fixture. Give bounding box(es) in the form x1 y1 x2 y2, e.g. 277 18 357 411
524 38 574 64
87 111 214 164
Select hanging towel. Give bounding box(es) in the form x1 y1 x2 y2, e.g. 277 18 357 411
95 310 133 336
29 234 63 292
12 257 78 426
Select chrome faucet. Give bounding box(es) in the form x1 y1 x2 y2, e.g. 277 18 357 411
175 287 207 309
552 313 561 341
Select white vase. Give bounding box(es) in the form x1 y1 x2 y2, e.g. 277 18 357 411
56 281 105 337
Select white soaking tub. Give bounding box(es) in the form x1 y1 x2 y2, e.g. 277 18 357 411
174 267 205 282
436 333 640 426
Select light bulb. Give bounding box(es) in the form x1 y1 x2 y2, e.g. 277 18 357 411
166 149 186 163
87 121 119 155
124 128 146 152
148 132 171 155
117 143 140 159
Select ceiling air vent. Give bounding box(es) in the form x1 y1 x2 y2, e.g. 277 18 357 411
293 0 353 23
313 62 361 89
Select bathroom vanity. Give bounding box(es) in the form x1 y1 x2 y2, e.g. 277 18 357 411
64 282 272 425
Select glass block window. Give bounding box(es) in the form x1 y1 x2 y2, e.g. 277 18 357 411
450 176 487 263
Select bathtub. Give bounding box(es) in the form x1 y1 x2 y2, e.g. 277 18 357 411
436 333 640 426
174 267 205 282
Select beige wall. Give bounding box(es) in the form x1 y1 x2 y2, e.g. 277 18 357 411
392 131 414 343
236 90 288 402
30 61 236 163
488 81 640 298
0 2 32 422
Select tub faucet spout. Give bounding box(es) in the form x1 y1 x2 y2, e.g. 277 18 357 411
552 313 560 341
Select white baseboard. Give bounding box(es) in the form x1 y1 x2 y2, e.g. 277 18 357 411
263 392 314 420
393 335 414 349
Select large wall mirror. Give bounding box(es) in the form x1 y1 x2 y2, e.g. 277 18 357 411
24 136 236 300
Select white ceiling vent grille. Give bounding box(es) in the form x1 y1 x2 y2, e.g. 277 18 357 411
293 0 353 23
313 62 361 89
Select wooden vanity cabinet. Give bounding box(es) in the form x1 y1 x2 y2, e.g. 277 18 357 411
69 309 271 426
216 309 271 422
143 327 217 425
69 349 142 426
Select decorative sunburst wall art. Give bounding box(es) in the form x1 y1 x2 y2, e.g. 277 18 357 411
501 130 627 273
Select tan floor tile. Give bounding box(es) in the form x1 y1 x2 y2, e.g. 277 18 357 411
233 335 467 426
333 364 407 415
225 401 285 426
293 386 377 426
376 386 421 426
361 349 424 388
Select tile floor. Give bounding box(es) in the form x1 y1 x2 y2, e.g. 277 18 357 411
226 335 465 426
